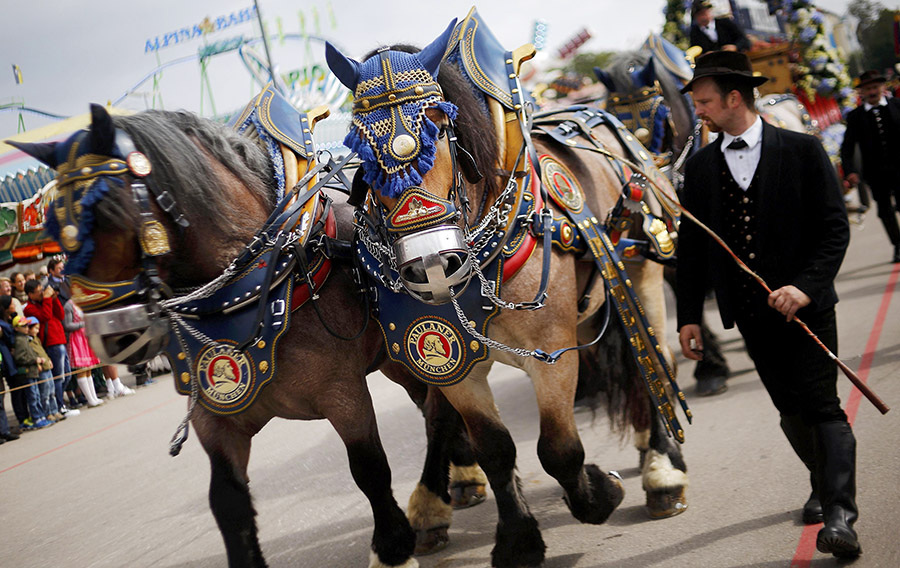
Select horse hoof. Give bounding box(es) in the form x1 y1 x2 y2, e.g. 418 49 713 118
450 482 487 509
646 486 688 519
413 526 450 556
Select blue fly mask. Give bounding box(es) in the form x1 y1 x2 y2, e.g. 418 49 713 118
325 20 459 198
326 20 481 305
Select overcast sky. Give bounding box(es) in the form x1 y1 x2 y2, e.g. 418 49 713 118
1 0 894 143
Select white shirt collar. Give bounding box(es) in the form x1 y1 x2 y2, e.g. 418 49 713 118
720 115 763 153
863 96 888 111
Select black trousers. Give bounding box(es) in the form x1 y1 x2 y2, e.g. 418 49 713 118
866 170 900 245
735 305 846 426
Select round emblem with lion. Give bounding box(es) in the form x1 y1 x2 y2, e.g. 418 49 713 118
405 318 463 377
197 344 253 405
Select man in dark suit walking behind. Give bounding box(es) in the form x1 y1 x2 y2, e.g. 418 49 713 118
841 69 900 262
689 0 750 54
677 51 861 558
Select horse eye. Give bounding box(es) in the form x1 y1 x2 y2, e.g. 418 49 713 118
438 125 448 139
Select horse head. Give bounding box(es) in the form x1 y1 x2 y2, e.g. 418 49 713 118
8 104 273 364
597 36 700 163
326 19 485 305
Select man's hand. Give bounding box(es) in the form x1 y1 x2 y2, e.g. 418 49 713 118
679 324 705 361
722 44 738 52
768 285 811 321
43 286 54 298
845 173 860 187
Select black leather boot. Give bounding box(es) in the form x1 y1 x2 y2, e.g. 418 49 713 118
779 415 823 524
814 421 861 558
892 244 900 264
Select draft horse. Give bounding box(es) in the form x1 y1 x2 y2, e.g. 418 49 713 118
326 12 690 567
10 103 437 568
596 36 732 393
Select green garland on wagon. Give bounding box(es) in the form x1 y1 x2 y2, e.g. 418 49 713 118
782 0 856 114
663 0 690 50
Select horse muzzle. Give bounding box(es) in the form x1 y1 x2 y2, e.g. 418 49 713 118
84 303 170 366
393 225 472 305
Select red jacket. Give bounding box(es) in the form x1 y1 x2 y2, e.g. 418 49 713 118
24 295 67 347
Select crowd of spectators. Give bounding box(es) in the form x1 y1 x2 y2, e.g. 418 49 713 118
0 260 148 445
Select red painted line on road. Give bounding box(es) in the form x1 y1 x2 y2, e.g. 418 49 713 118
790 263 900 567
0 397 180 476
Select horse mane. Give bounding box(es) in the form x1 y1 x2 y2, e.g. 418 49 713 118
363 45 501 201
97 111 275 239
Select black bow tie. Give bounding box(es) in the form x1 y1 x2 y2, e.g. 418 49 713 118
727 137 748 150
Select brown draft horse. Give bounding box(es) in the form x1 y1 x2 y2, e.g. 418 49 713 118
11 104 480 568
326 17 689 568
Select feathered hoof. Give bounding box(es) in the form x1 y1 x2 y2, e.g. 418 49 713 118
369 549 420 568
450 481 487 509
646 486 688 519
413 526 450 556
565 465 625 524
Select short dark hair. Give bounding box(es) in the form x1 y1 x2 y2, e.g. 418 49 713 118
24 279 42 296
48 259 63 272
712 76 757 111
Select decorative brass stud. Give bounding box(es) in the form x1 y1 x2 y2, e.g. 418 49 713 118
126 152 152 177
392 342 401 354
389 323 396 331
392 134 416 157
177 352 186 360
60 224 80 251
414 86 424 95
468 320 476 327
256 339 266 349
362 99 370 109
470 341 479 352
388 93 397 102
180 372 190 384
259 361 269 373
80 167 92 176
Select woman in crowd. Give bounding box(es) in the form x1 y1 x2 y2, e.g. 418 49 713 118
63 298 105 407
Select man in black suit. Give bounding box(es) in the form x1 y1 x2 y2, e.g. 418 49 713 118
840 69 900 262
677 51 860 558
690 0 751 54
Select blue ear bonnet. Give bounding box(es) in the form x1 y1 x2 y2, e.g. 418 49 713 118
344 49 458 198
44 128 134 276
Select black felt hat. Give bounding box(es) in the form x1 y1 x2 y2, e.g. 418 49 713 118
680 50 769 94
692 0 714 15
855 69 886 88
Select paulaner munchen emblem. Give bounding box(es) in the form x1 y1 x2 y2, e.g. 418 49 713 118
197 344 254 405
406 318 463 377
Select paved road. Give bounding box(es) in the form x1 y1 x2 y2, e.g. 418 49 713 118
2 214 899 568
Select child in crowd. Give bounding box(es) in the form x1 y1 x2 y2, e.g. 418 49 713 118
27 319 64 422
63 298 104 407
11 315 53 429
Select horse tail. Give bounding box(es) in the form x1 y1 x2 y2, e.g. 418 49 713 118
576 308 651 437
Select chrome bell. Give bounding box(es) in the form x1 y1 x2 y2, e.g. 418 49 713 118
84 303 170 366
393 225 473 305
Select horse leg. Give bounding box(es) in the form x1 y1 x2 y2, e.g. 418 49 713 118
406 385 457 556
527 356 625 525
642 408 689 519
324 388 418 568
194 411 267 568
441 363 546 568
448 424 488 509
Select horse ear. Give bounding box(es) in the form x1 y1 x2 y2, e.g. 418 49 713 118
4 140 59 168
325 42 361 90
89 103 116 156
418 18 457 78
594 68 616 94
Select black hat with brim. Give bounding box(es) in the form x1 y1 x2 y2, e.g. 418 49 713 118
692 0 713 15
681 50 769 94
855 69 886 88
